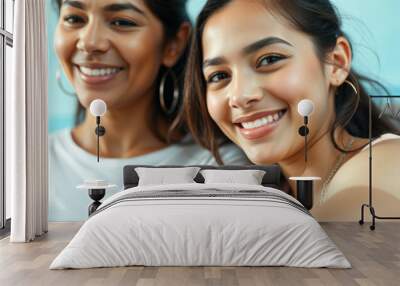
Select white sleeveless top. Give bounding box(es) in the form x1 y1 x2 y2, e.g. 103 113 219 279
48 129 250 221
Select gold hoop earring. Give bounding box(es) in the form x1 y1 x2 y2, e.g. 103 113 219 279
343 79 358 95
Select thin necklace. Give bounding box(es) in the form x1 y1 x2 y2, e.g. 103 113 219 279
319 137 355 205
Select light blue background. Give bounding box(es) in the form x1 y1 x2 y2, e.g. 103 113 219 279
46 0 400 133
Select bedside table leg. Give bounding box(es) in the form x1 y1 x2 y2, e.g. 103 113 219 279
296 180 313 210
88 189 105 216
88 201 102 216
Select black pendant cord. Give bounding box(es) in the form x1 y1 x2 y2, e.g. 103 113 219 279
304 116 308 162
96 116 100 162
304 129 308 162
97 125 99 162
359 95 400 230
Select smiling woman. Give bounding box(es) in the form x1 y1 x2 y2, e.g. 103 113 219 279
54 0 189 135
48 0 250 221
184 0 400 221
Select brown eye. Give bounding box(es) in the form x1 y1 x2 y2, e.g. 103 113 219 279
111 19 138 28
207 72 230 84
63 15 85 25
256 54 285 68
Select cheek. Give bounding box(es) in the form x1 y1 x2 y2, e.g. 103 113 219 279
206 93 229 124
120 32 164 86
120 19 165 66
122 36 162 64
54 26 75 78
271 61 328 113
54 25 64 58
274 67 309 103
276 61 330 137
206 92 240 144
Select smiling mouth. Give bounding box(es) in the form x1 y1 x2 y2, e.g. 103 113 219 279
75 65 124 85
235 109 287 141
236 109 287 129
80 66 122 76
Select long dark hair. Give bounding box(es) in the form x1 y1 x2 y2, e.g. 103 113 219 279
184 0 399 164
53 0 190 143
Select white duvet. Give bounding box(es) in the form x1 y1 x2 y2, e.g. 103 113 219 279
50 183 351 269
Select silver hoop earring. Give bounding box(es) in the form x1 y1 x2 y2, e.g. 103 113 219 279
343 79 358 95
159 69 179 116
56 70 75 96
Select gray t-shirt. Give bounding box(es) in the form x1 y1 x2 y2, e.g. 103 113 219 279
49 129 250 221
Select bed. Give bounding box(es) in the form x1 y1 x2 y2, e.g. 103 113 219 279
50 165 350 269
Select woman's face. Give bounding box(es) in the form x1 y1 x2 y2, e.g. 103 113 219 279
55 0 168 110
202 0 336 164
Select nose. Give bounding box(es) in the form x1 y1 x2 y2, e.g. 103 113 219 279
229 75 264 109
76 19 110 54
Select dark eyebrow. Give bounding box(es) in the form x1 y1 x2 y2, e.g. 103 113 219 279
61 1 146 16
103 3 145 15
203 36 292 69
203 57 227 69
243 36 293 55
62 0 85 10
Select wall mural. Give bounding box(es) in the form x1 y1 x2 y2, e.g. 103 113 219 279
46 0 400 223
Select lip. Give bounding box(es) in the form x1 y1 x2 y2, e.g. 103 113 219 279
74 64 123 85
236 109 287 140
233 109 285 124
74 62 123 69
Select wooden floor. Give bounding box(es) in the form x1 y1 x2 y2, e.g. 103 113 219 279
0 222 399 286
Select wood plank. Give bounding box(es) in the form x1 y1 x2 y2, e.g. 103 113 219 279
0 222 399 286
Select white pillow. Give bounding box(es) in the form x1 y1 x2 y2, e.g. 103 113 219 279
200 169 266 185
135 167 201 186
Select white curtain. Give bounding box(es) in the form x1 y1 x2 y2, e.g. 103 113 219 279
6 0 48 242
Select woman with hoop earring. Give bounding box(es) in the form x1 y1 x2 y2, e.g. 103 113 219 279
49 0 249 221
183 0 400 221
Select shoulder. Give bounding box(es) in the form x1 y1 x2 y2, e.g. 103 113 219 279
49 128 71 146
344 133 400 168
333 134 400 196
48 128 76 159
353 133 400 163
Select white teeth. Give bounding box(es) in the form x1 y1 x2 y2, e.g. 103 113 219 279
79 66 120 77
241 110 285 130
261 117 268 125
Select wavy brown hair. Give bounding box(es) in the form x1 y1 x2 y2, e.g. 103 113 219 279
184 0 399 164
53 0 190 143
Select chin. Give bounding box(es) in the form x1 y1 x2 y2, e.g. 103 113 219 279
75 94 94 109
251 156 278 166
240 145 278 165
77 90 111 105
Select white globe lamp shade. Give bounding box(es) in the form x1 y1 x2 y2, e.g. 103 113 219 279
297 99 314 117
90 99 107 117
